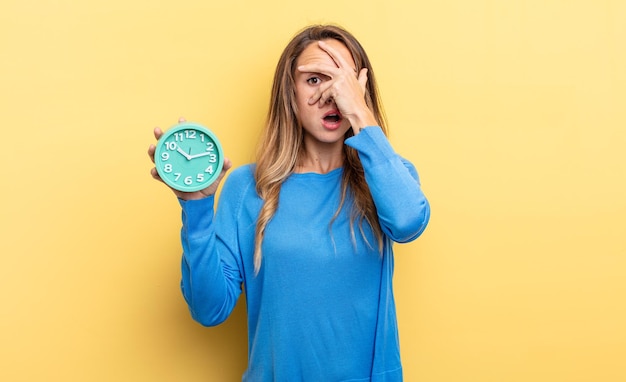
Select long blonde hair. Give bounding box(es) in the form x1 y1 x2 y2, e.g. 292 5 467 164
253 25 388 273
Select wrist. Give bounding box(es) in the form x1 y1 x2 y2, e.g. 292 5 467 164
348 109 378 134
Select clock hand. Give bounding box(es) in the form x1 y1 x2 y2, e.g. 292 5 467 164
188 151 214 160
176 147 192 160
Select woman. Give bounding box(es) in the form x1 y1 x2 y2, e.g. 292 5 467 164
149 24 430 382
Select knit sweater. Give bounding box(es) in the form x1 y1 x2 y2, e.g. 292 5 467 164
178 126 430 381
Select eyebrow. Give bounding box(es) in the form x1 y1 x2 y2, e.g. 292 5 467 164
296 69 325 76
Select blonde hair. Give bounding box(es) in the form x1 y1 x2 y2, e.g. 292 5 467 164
253 25 388 273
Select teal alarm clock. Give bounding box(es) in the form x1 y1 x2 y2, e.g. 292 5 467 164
155 122 224 192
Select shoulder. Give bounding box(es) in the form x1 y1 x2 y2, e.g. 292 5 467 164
225 163 256 185
219 163 258 203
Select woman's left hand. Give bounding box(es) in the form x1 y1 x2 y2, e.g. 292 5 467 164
297 40 378 132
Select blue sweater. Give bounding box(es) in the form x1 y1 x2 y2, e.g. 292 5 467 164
178 126 430 381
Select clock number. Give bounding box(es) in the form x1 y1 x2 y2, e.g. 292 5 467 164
205 165 214 175
165 142 177 151
206 142 214 151
161 152 170 161
175 133 185 142
196 174 204 182
185 130 196 139
174 173 181 181
208 153 217 163
200 134 205 142
163 164 173 173
184 176 193 185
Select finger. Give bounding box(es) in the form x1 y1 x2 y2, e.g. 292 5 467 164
222 157 233 172
307 81 331 105
198 157 233 197
315 91 330 107
308 93 320 106
357 68 368 93
310 83 334 106
178 116 186 123
318 40 353 71
215 158 232 182
148 144 156 162
319 93 338 108
153 127 163 140
150 167 164 183
297 62 338 79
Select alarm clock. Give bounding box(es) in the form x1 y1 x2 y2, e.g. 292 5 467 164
154 122 224 192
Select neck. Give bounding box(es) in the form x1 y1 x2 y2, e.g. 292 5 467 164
295 142 344 174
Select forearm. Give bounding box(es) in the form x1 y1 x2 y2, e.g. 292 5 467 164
345 126 430 242
179 197 242 326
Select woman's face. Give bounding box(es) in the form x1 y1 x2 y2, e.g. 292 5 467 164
294 39 356 147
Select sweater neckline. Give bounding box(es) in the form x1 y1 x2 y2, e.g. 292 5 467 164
290 167 343 179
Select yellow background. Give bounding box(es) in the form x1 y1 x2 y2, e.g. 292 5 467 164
1 0 624 381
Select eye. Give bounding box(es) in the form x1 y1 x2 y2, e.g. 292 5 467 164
306 76 322 85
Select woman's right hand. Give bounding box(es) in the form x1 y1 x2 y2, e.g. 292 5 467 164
148 122 232 201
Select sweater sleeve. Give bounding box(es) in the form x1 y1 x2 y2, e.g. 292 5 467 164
178 173 245 326
344 126 430 243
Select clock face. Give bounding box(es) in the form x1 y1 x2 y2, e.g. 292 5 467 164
155 122 224 192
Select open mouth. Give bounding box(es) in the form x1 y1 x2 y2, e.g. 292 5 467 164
323 110 342 123
324 114 341 122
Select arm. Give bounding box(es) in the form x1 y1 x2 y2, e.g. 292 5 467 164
148 121 242 326
345 126 430 242
179 190 244 326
